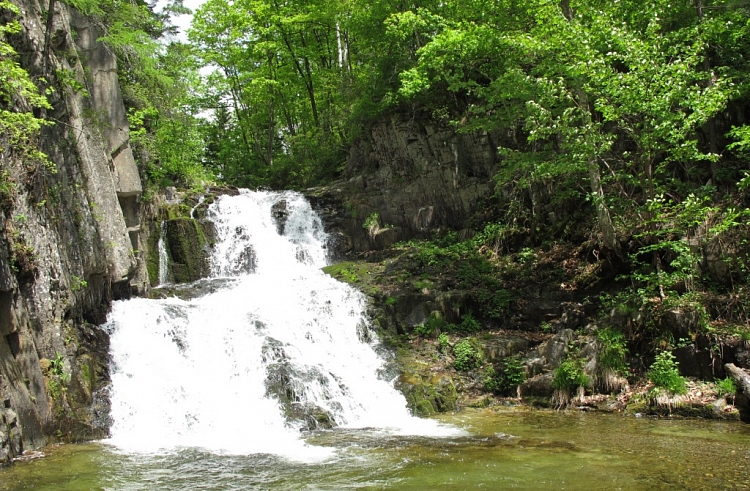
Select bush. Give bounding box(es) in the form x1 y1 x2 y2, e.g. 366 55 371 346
486 356 526 396
438 333 450 353
716 377 737 399
413 323 435 338
596 328 628 374
460 313 481 332
453 339 482 371
552 352 590 408
648 350 687 395
552 355 590 392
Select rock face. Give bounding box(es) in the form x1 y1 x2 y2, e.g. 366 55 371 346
0 0 146 461
308 115 502 252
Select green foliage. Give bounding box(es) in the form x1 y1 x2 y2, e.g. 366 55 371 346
397 229 514 320
50 353 69 385
648 350 687 395
596 328 628 374
486 356 526 396
70 275 88 292
453 338 482 372
7 230 37 279
0 1 53 169
413 322 435 338
553 351 590 392
363 212 380 231
438 333 450 353
716 377 737 399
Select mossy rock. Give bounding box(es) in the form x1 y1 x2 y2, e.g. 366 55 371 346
146 221 161 286
397 372 458 416
165 218 211 283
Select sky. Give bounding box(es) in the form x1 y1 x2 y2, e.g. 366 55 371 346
160 0 206 41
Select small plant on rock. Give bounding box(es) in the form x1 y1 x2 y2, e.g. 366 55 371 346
453 339 482 371
438 333 450 353
552 350 590 408
648 350 687 395
486 356 526 396
459 313 482 332
414 323 435 338
716 377 737 404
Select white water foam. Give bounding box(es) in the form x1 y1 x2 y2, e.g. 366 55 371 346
106 190 457 460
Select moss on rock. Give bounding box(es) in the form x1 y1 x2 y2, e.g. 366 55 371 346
165 218 211 283
146 221 161 286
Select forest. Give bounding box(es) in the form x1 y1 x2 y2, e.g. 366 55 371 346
4 0 750 404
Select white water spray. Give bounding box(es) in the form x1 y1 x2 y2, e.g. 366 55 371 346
106 191 454 459
156 221 169 286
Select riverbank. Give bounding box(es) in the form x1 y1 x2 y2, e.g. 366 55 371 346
321 241 749 421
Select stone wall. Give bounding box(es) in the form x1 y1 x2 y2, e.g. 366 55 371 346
0 0 145 462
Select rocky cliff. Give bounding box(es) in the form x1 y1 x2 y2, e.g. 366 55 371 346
1 0 146 463
309 115 504 253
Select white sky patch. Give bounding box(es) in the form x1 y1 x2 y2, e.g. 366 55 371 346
159 0 206 42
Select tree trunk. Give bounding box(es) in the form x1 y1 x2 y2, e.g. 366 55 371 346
696 0 719 182
588 157 621 256
725 363 750 395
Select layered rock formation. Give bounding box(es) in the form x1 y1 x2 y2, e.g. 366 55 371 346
309 115 503 253
1 0 146 462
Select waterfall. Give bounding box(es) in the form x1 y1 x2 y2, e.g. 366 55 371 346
156 221 169 286
106 190 451 459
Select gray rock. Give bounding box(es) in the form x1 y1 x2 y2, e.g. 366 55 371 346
541 329 575 369
520 372 555 399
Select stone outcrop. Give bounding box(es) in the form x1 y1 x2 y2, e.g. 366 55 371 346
308 115 503 253
0 0 146 461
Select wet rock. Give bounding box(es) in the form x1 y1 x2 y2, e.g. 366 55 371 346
164 218 212 283
271 200 289 235
397 372 458 416
264 360 340 430
207 186 241 197
660 308 702 339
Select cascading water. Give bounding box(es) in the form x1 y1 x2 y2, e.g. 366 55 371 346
106 190 453 460
156 220 169 286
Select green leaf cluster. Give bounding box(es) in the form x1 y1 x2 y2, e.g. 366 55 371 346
486 356 526 396
553 350 590 392
0 1 53 169
453 338 482 372
648 350 687 395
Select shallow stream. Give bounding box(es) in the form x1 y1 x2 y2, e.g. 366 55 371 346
1 409 749 490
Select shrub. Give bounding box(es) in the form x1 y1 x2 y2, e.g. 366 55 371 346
648 350 687 395
459 313 481 332
595 328 629 392
438 333 450 353
553 356 590 392
486 356 526 396
597 328 628 373
716 377 737 399
453 339 482 371
414 323 434 338
552 352 590 408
